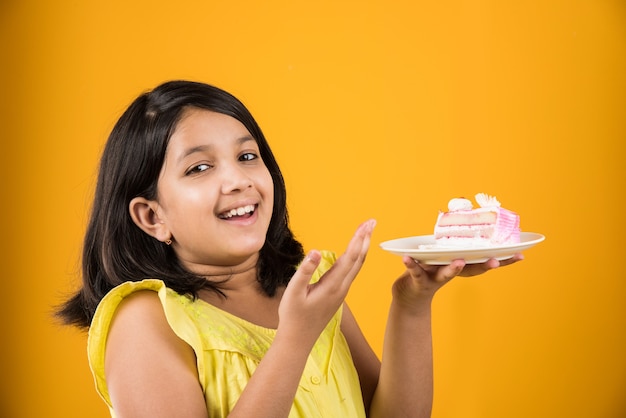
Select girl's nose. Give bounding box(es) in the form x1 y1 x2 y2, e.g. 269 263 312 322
219 164 253 193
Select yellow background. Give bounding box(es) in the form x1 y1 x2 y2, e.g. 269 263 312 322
2 1 625 417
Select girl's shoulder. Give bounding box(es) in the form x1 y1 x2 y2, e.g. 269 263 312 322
89 279 175 336
88 279 196 408
89 279 203 412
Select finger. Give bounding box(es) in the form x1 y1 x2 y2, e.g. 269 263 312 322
435 259 465 282
320 219 375 289
344 219 376 259
410 259 463 277
457 261 495 277
498 253 524 267
458 253 525 276
402 257 430 285
287 250 322 293
403 257 464 282
334 220 375 273
343 219 376 277
403 256 427 275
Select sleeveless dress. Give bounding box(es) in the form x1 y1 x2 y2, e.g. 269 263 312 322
87 250 367 417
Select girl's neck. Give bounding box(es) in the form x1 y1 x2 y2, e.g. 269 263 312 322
196 253 284 328
199 253 261 292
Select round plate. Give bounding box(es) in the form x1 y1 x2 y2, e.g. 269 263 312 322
379 232 545 265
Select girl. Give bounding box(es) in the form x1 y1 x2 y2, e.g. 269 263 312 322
57 80 521 418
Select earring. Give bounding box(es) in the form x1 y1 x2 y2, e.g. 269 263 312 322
165 238 172 245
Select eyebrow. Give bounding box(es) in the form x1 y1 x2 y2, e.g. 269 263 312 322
176 135 256 164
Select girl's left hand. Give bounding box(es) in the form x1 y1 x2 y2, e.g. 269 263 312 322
392 254 524 309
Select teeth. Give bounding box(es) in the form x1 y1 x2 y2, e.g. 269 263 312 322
222 205 255 219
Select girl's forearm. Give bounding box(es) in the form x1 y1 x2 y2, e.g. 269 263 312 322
369 298 435 418
227 330 313 418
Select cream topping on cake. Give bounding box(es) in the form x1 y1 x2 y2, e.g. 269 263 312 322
475 193 501 208
448 198 473 212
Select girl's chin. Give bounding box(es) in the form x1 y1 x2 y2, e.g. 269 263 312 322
186 250 261 271
220 240 266 260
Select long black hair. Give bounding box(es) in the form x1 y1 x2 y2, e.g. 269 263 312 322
56 80 304 329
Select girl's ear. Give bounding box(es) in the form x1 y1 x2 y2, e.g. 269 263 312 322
129 197 171 243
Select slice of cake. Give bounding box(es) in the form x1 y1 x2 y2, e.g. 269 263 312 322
434 193 520 247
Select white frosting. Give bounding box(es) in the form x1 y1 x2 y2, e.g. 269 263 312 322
475 193 501 208
434 237 494 248
448 198 473 211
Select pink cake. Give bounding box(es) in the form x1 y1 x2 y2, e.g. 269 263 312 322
434 193 520 247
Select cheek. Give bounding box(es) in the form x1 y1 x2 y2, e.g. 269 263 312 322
262 171 275 203
159 184 215 225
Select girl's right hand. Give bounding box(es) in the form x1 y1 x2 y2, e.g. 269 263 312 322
277 219 376 346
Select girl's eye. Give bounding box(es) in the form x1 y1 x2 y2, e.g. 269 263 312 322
239 152 258 162
186 163 211 175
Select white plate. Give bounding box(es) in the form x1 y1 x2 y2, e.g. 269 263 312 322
379 232 545 265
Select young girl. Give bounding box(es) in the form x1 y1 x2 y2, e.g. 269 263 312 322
57 80 522 418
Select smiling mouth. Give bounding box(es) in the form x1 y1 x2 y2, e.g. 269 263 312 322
218 204 256 219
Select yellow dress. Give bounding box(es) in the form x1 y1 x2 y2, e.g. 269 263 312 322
88 251 366 418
